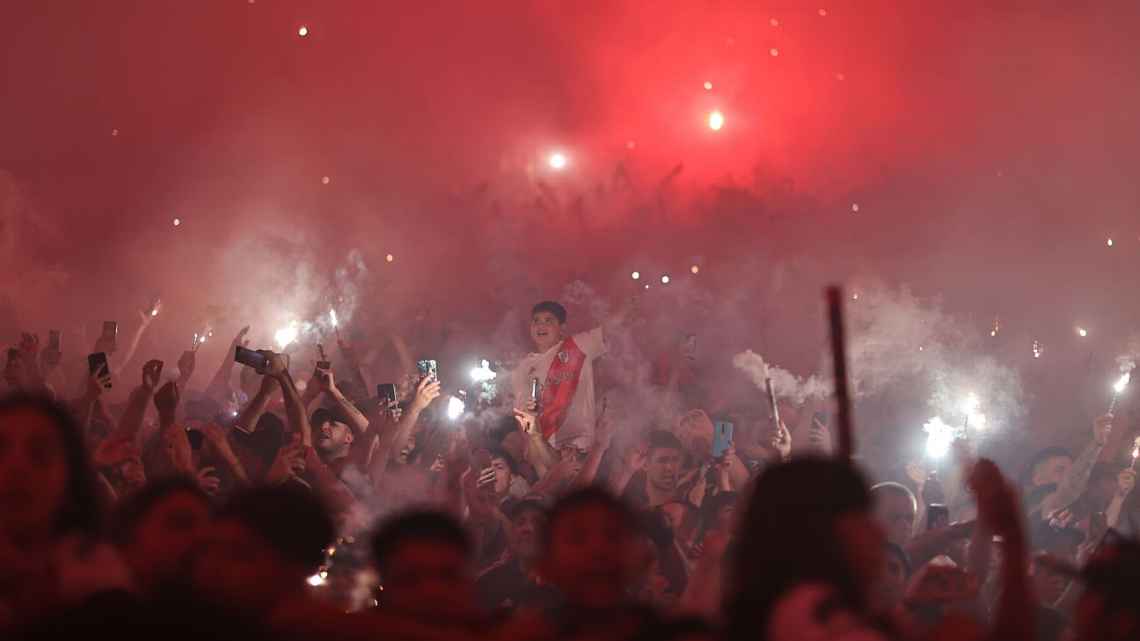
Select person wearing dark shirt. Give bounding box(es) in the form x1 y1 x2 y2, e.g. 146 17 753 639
476 498 554 612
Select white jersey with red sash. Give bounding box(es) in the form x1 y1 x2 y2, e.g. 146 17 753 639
513 327 606 449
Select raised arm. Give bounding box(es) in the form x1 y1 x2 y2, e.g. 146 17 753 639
971 459 1033 641
369 377 439 485
107 360 162 446
205 326 250 399
116 308 158 372
1040 414 1112 517
313 368 370 435
264 352 312 448
235 375 276 434
154 381 196 478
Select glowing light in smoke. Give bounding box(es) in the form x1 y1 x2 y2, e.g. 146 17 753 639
306 571 327 587
1077 327 1088 337
835 72 846 81
1032 340 1043 359
469 360 496 383
703 81 713 90
851 293 859 301
111 128 119 137
275 322 300 349
329 309 339 328
962 393 986 430
1107 238 1114 247
924 417 955 459
446 396 466 420
631 271 641 280
548 152 568 170
661 275 671 284
990 318 1000 337
385 254 394 263
690 265 700 274
851 203 860 213
769 47 779 57
818 8 828 16
1114 372 1131 394
172 218 181 227
708 110 725 131
769 17 780 27
321 176 330 185
151 309 159 317
298 25 309 37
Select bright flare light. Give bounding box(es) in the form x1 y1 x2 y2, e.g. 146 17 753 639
329 308 339 328
1107 238 1114 247
446 396 466 420
469 360 496 383
548 152 568 170
962 393 987 431
924 417 955 459
306 571 327 587
1114 372 1131 394
703 81 713 90
708 110 725 131
298 25 309 37
172 218 181 227
1077 327 1088 337
275 322 300 350
385 253 394 263
661 275 670 284
631 271 640 280
690 265 700 274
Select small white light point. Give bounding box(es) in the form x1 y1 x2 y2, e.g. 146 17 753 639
703 81 713 91
172 218 181 227
644 284 650 290
385 253 394 263
1077 327 1088 337
660 275 670 284
851 293 859 301
1106 238 1114 247
708 110 725 131
548 152 568 170
111 128 119 137
851 203 860 213
631 271 640 280
690 265 700 274
298 25 309 37
769 47 779 57
769 17 780 27
321 176 330 185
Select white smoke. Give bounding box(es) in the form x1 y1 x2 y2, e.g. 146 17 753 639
732 349 830 404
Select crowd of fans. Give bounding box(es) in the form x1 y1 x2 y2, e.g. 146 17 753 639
1 298 1138 641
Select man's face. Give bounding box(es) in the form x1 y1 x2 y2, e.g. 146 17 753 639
317 420 354 459
542 504 638 608
490 456 512 495
530 311 563 352
508 509 546 562
1033 456 1073 487
647 447 682 492
382 540 474 618
126 490 210 590
395 432 417 464
0 407 69 539
874 491 916 546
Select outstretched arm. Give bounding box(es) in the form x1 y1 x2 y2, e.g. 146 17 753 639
1040 415 1112 517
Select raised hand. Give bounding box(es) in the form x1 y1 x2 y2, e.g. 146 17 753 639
142 359 163 391
410 376 441 412
177 350 196 381
266 436 306 484
513 408 538 436
153 381 180 422
968 458 1023 541
196 466 222 495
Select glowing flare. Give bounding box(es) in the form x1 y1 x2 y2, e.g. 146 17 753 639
708 110 725 131
660 275 670 284
329 308 339 328
818 8 828 16
306 571 327 586
446 396 465 420
321 175 330 185
1032 340 1043 359
690 265 700 274
172 218 181 227
769 17 780 27
961 393 980 415
469 359 496 383
769 47 779 57
1077 327 1088 337
924 417 954 459
385 254 394 262
703 81 713 90
1107 238 1114 247
1114 372 1131 394
298 25 309 37
150 308 159 317
851 203 860 213
631 271 640 280
548 152 568 170
275 322 299 349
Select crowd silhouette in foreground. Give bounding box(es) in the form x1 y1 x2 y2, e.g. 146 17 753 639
1 299 1138 641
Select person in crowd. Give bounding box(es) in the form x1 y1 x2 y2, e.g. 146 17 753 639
508 486 657 641
617 429 686 509
871 482 918 548
1024 415 1114 527
0 393 129 630
512 301 610 451
476 497 553 612
1071 539 1140 641
110 476 211 596
367 509 483 633
187 485 336 622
